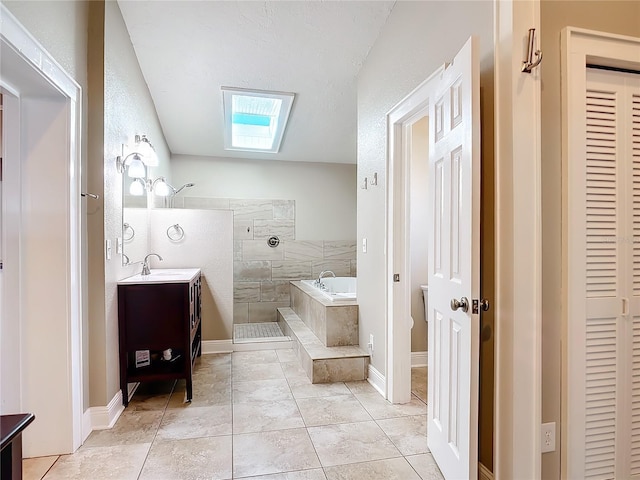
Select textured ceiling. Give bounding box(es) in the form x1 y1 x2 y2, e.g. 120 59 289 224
117 1 395 164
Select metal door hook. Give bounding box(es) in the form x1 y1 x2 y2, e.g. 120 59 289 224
522 28 543 73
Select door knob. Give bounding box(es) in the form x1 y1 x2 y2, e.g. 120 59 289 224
450 297 469 313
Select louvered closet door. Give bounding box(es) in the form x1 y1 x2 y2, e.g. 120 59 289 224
576 68 640 480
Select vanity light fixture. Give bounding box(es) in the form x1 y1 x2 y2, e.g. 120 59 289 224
152 177 173 197
117 153 146 178
151 177 195 197
134 134 158 166
116 134 158 175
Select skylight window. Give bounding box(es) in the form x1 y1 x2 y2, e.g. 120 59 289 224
222 87 295 153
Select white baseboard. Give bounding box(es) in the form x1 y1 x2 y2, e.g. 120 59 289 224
201 339 233 354
202 339 293 354
411 351 428 367
479 462 494 480
88 390 124 431
82 408 92 443
367 364 386 396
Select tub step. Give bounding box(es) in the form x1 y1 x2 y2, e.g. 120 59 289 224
278 307 369 384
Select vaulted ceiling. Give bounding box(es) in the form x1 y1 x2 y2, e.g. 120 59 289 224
118 1 396 164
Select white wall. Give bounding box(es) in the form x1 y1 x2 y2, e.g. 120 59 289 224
91 1 171 408
357 1 494 378
171 155 356 241
148 209 233 341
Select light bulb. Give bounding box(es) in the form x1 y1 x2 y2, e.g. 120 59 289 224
129 178 145 196
153 178 172 197
126 154 146 178
136 136 158 166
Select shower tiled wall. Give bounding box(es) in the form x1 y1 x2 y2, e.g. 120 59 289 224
176 197 356 324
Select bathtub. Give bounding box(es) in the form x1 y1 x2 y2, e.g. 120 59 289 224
301 277 356 302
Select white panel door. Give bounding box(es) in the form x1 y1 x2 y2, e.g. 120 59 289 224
427 37 481 480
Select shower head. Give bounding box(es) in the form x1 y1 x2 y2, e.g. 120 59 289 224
173 182 195 195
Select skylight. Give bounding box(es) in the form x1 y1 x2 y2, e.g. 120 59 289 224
222 87 295 153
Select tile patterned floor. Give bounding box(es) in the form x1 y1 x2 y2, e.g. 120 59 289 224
24 352 442 480
233 323 290 343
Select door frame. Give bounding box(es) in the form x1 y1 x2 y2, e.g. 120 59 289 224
561 27 640 479
385 1 544 477
0 5 84 455
386 66 444 404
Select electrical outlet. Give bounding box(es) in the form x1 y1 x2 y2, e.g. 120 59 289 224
541 422 556 453
362 238 367 253
105 239 112 261
368 334 374 351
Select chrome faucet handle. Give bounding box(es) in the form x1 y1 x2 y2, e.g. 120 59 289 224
141 253 163 275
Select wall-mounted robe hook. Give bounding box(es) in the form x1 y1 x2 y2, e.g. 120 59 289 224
81 192 99 199
522 28 543 73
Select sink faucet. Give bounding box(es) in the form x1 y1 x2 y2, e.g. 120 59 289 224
316 270 336 287
141 253 163 275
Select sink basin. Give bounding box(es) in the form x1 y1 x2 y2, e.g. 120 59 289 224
118 268 201 285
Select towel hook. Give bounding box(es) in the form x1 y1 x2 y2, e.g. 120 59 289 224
522 28 543 73
167 224 185 242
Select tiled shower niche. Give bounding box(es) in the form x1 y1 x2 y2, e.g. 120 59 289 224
176 197 356 325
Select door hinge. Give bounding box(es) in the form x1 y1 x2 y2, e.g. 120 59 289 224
472 298 490 314
393 274 400 282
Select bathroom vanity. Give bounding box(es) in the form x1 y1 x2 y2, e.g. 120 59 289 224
117 268 202 406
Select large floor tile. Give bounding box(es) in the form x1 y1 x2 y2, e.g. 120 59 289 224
307 421 401 467
82 411 162 447
233 378 294 404
232 362 286 383
168 377 231 408
43 444 149 480
23 455 58 480
197 353 231 367
355 392 426 419
236 469 327 480
233 399 305 434
233 349 280 366
376 415 429 455
344 380 378 395
192 364 232 382
156 404 232 440
276 348 299 363
296 394 371 427
323 457 422 480
233 428 320 478
280 362 312 386
139 436 232 480
405 453 445 480
290 382 350 399
411 367 428 404
126 381 174 412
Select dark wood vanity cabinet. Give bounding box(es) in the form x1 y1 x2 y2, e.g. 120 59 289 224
117 270 202 406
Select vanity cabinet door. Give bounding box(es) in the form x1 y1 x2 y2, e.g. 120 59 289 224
119 283 187 348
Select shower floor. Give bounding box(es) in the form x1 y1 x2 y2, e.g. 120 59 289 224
233 322 290 343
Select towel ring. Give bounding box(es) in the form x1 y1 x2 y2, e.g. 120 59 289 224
123 223 135 241
167 223 185 242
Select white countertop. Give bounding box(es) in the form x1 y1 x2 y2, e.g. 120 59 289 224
118 268 201 285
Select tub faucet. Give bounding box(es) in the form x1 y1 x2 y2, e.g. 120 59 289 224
141 253 163 275
316 270 336 287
